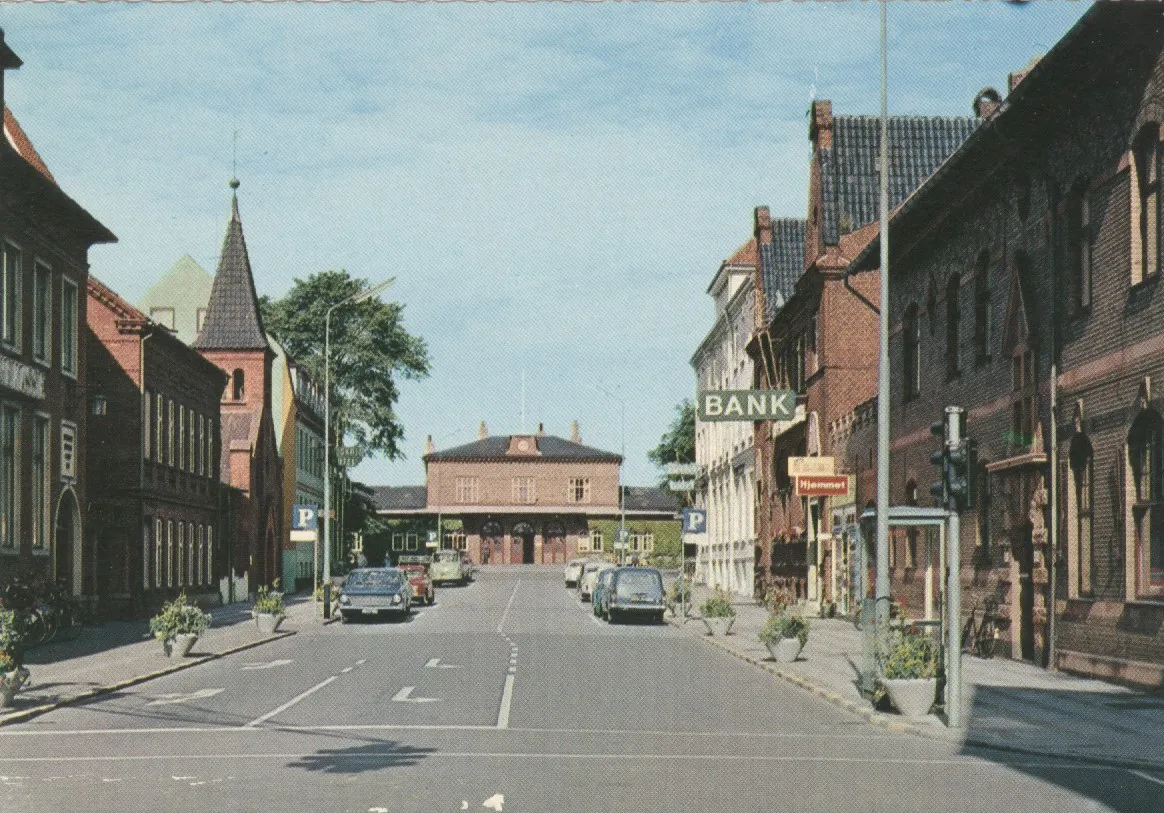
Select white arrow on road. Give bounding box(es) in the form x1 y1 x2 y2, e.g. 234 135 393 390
240 659 293 671
147 688 224 706
482 793 504 811
391 686 440 703
424 658 460 669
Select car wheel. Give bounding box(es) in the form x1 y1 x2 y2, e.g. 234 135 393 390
339 612 350 624
608 609 618 624
428 591 435 605
655 611 665 625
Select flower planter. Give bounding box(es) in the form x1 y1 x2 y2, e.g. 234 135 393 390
702 616 735 636
884 677 937 718
0 667 30 708
254 613 283 635
172 633 199 657
765 637 803 663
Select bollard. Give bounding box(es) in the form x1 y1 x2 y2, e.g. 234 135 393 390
323 582 332 619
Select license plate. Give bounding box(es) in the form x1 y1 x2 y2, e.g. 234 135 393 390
362 608 379 615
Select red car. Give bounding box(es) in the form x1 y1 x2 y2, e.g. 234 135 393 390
397 556 435 605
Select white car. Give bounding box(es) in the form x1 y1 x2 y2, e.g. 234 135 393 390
564 558 587 588
579 561 615 602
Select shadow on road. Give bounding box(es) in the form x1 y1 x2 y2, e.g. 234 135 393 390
286 739 437 774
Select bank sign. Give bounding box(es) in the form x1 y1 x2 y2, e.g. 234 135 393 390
697 390 797 422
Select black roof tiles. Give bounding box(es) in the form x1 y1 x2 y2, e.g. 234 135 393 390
195 191 269 351
425 434 621 463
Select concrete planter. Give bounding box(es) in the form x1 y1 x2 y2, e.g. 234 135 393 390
702 616 735 636
884 678 937 718
254 613 283 635
0 667 30 707
174 633 199 657
765 637 803 663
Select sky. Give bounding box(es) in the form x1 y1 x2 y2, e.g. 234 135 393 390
1 1 1089 489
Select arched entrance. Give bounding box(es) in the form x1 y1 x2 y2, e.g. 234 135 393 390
54 488 82 596
512 522 535 564
543 521 566 564
482 521 503 565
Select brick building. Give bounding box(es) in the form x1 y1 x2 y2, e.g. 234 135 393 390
0 30 116 596
839 3 1164 683
85 276 226 613
751 101 976 608
193 181 283 598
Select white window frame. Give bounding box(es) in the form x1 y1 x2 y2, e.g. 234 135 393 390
60 420 76 481
0 404 18 553
1 241 22 351
455 477 478 504
60 276 78 377
569 477 591 504
31 413 50 553
32 259 51 365
512 477 537 505
154 518 164 588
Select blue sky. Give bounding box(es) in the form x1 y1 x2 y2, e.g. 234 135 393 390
1 1 1088 488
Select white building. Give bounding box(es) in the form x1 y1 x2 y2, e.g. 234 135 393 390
691 238 757 597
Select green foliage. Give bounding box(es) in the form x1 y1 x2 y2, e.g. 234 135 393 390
758 585 797 615
667 577 692 605
758 613 810 648
0 608 24 668
252 581 286 618
261 270 431 460
881 628 939 679
647 399 695 493
700 589 736 619
149 593 211 642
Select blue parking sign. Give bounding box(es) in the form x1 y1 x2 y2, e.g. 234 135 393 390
681 508 707 535
291 504 318 531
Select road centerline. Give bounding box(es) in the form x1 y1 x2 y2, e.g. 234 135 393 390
497 580 521 633
244 676 338 728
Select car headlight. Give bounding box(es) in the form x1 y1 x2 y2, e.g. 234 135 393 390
340 595 351 605
391 595 401 605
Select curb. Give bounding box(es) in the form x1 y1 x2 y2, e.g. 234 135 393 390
0 627 298 728
670 616 1164 773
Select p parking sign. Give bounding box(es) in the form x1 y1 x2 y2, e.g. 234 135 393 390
680 508 707 535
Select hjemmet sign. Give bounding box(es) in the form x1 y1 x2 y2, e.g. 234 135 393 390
697 390 796 422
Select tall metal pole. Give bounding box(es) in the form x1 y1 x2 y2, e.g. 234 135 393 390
619 395 626 566
945 406 963 728
875 0 892 625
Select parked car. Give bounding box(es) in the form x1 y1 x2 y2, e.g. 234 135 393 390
431 549 467 586
338 568 412 623
397 555 435 605
564 558 587 588
579 561 614 602
592 566 617 617
605 567 666 624
458 551 477 582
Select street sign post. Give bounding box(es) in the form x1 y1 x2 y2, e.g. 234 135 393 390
696 389 797 422
291 504 320 595
794 475 851 498
667 479 695 491
335 445 361 468
665 463 700 477
788 456 835 477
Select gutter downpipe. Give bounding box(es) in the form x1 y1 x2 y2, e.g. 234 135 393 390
1048 182 1060 672
875 0 891 628
139 329 152 609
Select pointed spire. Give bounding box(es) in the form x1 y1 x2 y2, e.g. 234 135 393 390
570 420 581 444
194 178 269 351
424 434 435 456
477 421 488 440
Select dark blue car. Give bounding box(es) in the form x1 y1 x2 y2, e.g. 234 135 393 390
604 567 665 624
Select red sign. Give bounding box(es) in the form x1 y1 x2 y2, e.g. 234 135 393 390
795 475 850 497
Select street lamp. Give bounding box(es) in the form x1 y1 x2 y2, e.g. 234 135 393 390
322 277 395 616
595 384 626 564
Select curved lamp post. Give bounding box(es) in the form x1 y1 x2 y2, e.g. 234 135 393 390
322 278 395 616
595 384 626 565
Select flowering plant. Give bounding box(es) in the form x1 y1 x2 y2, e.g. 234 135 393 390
758 613 810 648
252 581 286 618
149 593 211 643
881 628 938 679
700 589 736 619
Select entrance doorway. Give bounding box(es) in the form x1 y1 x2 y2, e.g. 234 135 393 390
1016 522 1035 662
512 522 535 564
54 489 81 595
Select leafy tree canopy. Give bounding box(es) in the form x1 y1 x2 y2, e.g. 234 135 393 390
261 270 430 461
647 398 696 475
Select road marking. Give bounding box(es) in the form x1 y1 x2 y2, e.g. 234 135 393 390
356 659 367 665
391 686 440 703
240 659 293 671
496 581 521 633
496 674 515 729
244 676 337 727
146 689 224 706
424 658 460 669
482 793 504 811
341 667 354 673
1129 769 1164 787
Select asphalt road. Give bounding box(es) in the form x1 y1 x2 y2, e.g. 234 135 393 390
1 566 1162 813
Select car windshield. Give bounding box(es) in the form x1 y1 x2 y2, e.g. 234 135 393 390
345 569 404 589
434 551 459 562
616 571 662 596
583 562 600 573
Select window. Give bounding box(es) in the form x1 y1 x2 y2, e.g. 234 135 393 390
60 420 76 480
167 398 175 467
206 419 215 478
1 242 20 348
144 391 153 461
807 315 819 375
447 531 467 551
150 307 176 331
405 532 418 551
154 518 164 588
586 529 603 553
0 405 17 551
630 532 654 553
31 415 49 552
198 415 205 476
391 533 404 552
1134 124 1161 284
32 261 51 363
61 277 78 376
232 369 245 402
512 477 537 505
569 477 591 504
179 405 187 472
197 525 205 586
196 308 209 334
167 520 175 587
973 252 992 366
188 410 196 473
903 303 921 402
1067 180 1092 313
207 526 214 582
1070 434 1094 597
906 480 919 568
946 274 961 380
1010 350 1035 449
455 477 478 503
155 391 164 463
187 525 195 586
1130 410 1164 594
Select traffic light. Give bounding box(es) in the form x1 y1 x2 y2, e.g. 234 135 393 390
930 420 948 506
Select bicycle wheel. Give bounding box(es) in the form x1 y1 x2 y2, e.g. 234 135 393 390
24 607 47 645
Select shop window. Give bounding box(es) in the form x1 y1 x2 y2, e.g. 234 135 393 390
1130 409 1164 594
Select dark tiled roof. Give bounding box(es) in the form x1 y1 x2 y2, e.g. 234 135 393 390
195 188 269 351
761 219 806 323
425 434 621 463
371 485 428 512
621 486 680 513
819 116 978 246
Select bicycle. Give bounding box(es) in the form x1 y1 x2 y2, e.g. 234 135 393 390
962 596 1001 658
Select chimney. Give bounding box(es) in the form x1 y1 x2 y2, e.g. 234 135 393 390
535 422 545 437
973 87 1001 119
0 29 24 121
477 421 488 440
570 420 581 444
423 435 435 456
753 206 773 330
809 99 833 150
1008 54 1041 94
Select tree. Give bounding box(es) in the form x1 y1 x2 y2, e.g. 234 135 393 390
648 398 695 479
261 270 431 461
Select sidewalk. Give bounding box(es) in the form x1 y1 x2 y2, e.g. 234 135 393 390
671 582 1164 771
0 594 334 727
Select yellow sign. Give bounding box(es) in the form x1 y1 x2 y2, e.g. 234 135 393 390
787 456 834 477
